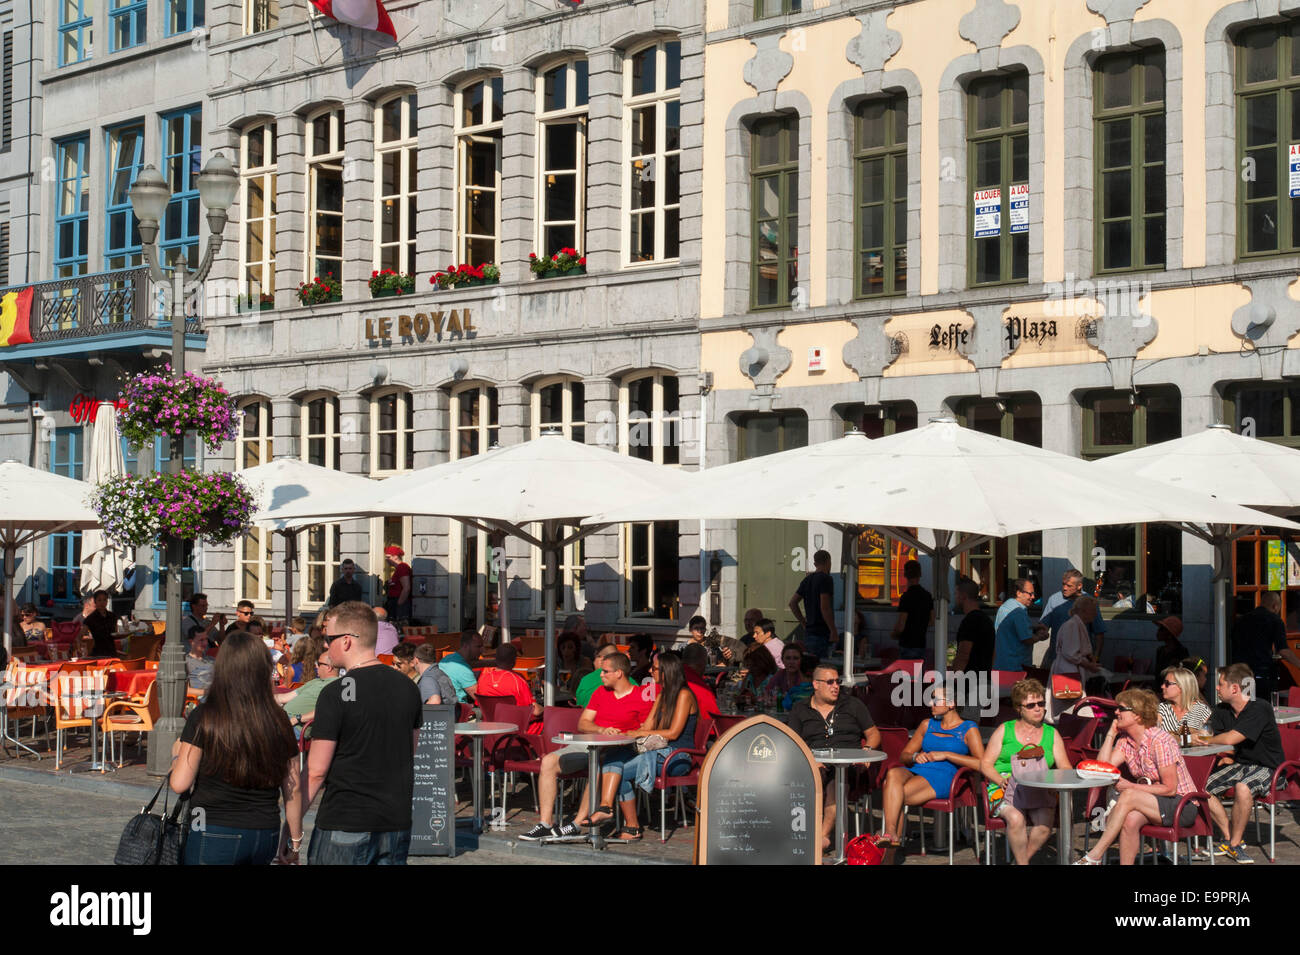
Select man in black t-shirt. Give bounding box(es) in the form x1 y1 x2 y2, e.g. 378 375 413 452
788 664 881 851
790 549 838 659
892 560 933 661
327 559 364 608
952 579 994 679
1201 663 1287 864
83 590 119 658
305 601 423 865
1230 592 1300 703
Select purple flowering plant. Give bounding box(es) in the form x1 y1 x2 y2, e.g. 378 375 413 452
117 366 241 453
92 471 255 547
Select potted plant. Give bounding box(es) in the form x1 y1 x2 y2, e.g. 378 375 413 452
369 269 416 298
296 272 343 306
92 470 256 548
529 248 587 279
429 262 500 290
117 367 241 453
236 293 276 312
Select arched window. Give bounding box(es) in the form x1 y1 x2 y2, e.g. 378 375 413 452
374 93 418 276
370 387 414 474
454 77 503 266
536 58 588 256
450 382 499 460
306 107 345 284
234 399 274 604
299 392 341 606
623 39 681 264
240 122 277 302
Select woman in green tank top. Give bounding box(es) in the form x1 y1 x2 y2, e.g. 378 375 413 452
980 678 1074 865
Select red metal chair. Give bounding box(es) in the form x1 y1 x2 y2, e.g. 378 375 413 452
475 695 513 722
1254 727 1300 862
917 766 980 864
1055 712 1102 764
648 716 714 843
851 726 909 835
497 706 584 820
479 702 534 822
1287 687 1300 708
1137 790 1217 865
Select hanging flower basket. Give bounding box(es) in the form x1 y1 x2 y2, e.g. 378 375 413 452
297 273 343 306
430 263 500 290
369 269 416 297
92 471 256 547
117 367 240 453
529 248 586 279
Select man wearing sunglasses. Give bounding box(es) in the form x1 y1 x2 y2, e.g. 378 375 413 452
788 665 881 852
994 578 1050 671
303 601 423 865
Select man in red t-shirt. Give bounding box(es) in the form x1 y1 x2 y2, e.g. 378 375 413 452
475 644 543 723
519 652 652 842
383 545 412 623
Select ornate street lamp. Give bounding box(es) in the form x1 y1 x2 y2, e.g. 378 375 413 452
130 154 238 775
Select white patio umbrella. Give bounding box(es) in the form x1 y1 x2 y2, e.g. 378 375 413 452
0 460 101 654
587 419 1300 674
269 434 696 704
1094 423 1300 674
243 457 378 628
79 402 129 596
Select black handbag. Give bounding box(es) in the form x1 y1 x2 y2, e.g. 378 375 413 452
115 774 189 865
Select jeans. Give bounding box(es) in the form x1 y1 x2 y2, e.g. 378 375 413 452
183 824 279 866
803 634 830 659
898 647 927 661
307 828 411 865
617 749 691 802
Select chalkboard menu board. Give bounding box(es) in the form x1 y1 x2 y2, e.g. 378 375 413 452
697 715 822 865
409 704 456 858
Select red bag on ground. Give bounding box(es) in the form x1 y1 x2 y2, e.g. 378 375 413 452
844 834 887 865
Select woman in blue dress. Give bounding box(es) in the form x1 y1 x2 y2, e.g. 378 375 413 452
881 688 985 844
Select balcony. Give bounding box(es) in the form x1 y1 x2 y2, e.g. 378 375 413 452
0 266 205 362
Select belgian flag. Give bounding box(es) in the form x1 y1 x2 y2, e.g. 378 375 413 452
0 286 34 347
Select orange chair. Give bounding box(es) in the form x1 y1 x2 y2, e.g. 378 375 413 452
149 620 166 636
53 667 105 769
119 658 147 671
519 636 546 657
378 653 394 665
102 680 160 767
144 660 160 671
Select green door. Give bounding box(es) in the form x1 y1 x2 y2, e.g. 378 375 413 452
736 519 808 640
732 412 809 641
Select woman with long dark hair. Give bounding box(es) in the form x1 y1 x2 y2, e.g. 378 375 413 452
607 651 701 841
170 631 303 865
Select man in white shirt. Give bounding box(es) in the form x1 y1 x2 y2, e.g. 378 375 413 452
753 617 786 669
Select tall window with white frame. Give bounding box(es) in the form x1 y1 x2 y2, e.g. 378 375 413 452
300 394 342 607
370 388 413 607
306 108 344 284
375 93 418 276
240 122 277 303
235 398 273 606
620 372 680 619
105 123 145 271
161 106 202 269
624 39 682 264
536 59 589 256
59 0 93 67
530 377 588 613
450 383 499 630
244 0 277 34
455 77 503 267
54 135 90 278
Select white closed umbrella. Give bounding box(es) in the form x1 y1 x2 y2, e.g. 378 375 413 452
270 434 695 703
79 402 129 597
589 418 1300 673
244 457 378 628
1095 424 1300 674
0 460 101 653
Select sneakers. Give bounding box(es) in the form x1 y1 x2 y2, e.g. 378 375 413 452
552 820 585 841
519 822 557 842
1214 841 1254 863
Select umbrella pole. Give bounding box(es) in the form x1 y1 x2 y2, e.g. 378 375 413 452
497 547 510 645
282 530 296 632
3 543 15 656
542 522 557 708
841 527 858 682
1213 534 1230 696
932 531 953 676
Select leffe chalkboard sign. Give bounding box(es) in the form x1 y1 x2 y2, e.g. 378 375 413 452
696 715 822 865
409 703 456 858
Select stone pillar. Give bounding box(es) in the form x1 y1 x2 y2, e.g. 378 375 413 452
273 115 306 312
675 372 702 623
414 389 450 627
416 84 454 281
582 377 619 626
584 49 621 273
499 67 533 282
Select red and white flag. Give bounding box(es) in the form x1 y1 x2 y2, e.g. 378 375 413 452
311 0 397 40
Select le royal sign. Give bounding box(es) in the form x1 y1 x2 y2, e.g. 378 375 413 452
364 308 477 346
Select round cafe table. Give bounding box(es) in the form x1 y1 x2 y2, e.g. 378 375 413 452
1013 769 1110 865
454 722 517 833
1179 743 1234 758
551 733 633 850
812 747 886 864
1274 706 1300 725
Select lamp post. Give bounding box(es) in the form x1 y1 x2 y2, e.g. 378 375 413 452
129 155 239 776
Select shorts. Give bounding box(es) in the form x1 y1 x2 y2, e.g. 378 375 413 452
1154 794 1200 828
1206 762 1274 798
